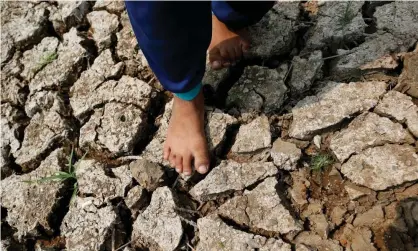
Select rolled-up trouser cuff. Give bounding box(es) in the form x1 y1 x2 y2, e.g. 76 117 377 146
174 82 201 101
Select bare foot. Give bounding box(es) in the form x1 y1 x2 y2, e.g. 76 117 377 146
209 14 250 70
163 91 210 175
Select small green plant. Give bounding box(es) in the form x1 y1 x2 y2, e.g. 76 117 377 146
24 147 86 204
310 153 334 172
32 51 58 73
336 2 357 31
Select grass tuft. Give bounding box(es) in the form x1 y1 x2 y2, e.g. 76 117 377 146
32 51 58 73
336 2 358 31
23 147 87 204
310 153 334 172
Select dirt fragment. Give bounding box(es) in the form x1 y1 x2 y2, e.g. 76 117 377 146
289 81 387 139
61 197 126 251
218 177 302 235
87 10 119 52
1 149 68 239
129 159 166 191
190 160 277 202
330 112 414 162
375 91 418 138
227 65 288 114
353 205 385 227
341 144 418 191
197 214 291 251
395 50 418 98
271 138 301 171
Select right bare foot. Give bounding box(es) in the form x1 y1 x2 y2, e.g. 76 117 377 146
209 14 250 70
163 91 210 176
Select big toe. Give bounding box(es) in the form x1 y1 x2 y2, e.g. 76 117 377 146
194 150 210 174
209 48 224 70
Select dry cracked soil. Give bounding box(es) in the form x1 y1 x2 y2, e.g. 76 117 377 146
1 1 418 251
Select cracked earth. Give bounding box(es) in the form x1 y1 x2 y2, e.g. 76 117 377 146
1 1 418 251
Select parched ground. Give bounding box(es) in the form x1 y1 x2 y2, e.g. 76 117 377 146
1 1 418 251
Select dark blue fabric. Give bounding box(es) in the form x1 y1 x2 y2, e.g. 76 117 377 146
125 1 211 94
125 1 273 95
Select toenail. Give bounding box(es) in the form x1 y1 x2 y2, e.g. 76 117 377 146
198 165 208 173
176 168 181 173
184 171 191 176
212 61 221 67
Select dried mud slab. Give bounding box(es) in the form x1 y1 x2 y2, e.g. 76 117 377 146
0 76 27 107
305 1 366 50
87 10 119 52
330 112 415 162
288 168 310 207
129 159 165 192
70 49 126 119
202 64 230 93
341 144 418 191
197 214 291 251
20 37 59 81
230 115 271 161
289 81 387 140
374 91 418 138
48 1 93 35
131 187 186 251
142 101 237 164
247 2 299 58
375 2 418 41
25 90 68 118
339 224 377 251
28 28 91 100
1 31 15 64
125 185 147 214
1 1 50 50
76 159 132 206
13 111 71 171
330 33 414 81
1 149 68 239
190 160 277 202
294 232 343 251
72 74 150 120
61 197 126 251
271 139 301 171
79 102 147 155
395 50 418 98
1 103 26 177
93 0 126 14
289 50 323 94
218 177 302 235
227 65 288 114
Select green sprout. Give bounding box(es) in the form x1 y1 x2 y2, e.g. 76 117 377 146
336 2 358 31
310 153 334 172
24 147 87 204
32 51 58 73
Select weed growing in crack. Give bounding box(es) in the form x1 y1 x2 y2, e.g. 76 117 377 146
336 2 357 31
23 147 87 204
32 51 58 73
310 153 334 172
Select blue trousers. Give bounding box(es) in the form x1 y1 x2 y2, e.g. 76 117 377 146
125 1 274 100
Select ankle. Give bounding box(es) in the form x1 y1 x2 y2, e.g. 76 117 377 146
173 90 204 115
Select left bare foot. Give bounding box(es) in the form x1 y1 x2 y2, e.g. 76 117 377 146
208 14 250 70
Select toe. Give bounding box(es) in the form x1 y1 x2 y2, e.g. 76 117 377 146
241 40 250 53
211 60 222 70
175 155 183 173
169 154 177 169
209 48 224 70
194 150 210 174
163 144 170 161
182 154 193 176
